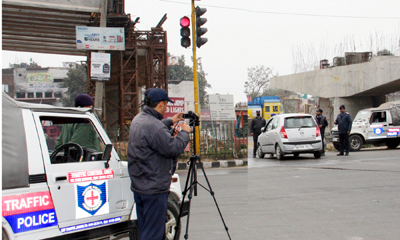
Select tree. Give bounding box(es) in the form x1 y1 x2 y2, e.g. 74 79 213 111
244 65 274 99
61 64 88 107
167 55 211 109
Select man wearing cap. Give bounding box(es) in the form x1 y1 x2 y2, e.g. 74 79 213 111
250 110 266 158
314 109 328 156
55 94 101 151
128 88 191 240
334 105 352 156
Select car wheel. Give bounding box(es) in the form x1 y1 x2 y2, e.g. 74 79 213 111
333 143 340 151
166 198 180 240
349 135 363 151
386 139 400 149
293 153 300 157
314 151 321 159
2 228 9 240
257 144 265 158
276 145 284 160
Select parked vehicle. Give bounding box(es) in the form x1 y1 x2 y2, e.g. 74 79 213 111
248 96 284 120
257 113 322 160
2 93 186 240
331 101 400 151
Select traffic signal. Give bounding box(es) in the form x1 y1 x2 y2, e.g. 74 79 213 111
195 6 208 48
180 16 191 48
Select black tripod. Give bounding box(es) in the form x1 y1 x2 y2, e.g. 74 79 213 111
174 115 231 240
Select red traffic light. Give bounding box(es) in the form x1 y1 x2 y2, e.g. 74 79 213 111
180 16 190 27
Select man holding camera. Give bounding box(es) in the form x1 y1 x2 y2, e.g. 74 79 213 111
128 88 191 240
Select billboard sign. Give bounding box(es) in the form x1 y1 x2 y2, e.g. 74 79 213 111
91 52 111 81
164 97 185 119
76 26 125 50
209 94 236 121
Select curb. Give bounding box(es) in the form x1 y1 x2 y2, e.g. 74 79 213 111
177 160 248 170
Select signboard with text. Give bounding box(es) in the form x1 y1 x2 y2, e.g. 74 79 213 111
209 94 236 121
90 52 111 81
76 26 125 50
164 97 185 119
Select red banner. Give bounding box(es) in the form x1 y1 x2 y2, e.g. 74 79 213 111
68 169 114 183
164 97 185 119
2 191 54 216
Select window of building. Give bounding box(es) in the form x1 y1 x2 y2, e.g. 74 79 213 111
16 92 25 98
27 92 34 98
54 92 62 98
265 106 270 112
36 92 43 98
54 79 63 83
45 92 53 98
273 106 279 112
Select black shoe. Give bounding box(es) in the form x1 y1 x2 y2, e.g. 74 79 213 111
337 153 344 156
321 153 325 156
253 155 256 158
345 153 349 156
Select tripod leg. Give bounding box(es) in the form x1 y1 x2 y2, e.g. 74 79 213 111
183 158 197 240
197 159 232 240
174 158 194 240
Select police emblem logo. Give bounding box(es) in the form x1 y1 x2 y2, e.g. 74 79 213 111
76 181 108 217
373 127 383 135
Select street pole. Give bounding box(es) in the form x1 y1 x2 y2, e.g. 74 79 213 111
191 0 201 153
94 0 107 116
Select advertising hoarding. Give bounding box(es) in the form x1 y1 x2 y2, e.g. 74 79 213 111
76 27 125 50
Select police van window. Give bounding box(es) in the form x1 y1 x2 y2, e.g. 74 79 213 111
370 112 387 123
40 116 105 164
273 106 278 112
265 106 270 112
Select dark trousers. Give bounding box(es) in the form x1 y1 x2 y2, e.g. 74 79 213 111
339 133 350 154
253 133 260 156
321 130 325 153
134 192 168 240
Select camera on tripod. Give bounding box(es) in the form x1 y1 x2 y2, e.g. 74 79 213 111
182 111 199 126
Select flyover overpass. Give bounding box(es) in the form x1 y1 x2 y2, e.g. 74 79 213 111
271 56 400 120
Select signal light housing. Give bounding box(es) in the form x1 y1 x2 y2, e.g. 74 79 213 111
195 6 208 48
180 16 191 48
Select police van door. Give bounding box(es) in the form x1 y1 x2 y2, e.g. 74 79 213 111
34 112 131 233
367 111 389 140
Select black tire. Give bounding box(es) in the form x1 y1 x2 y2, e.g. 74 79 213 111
333 143 340 151
166 199 180 240
276 145 284 160
2 228 9 240
293 153 300 157
386 140 400 149
349 135 363 151
314 151 321 159
257 145 265 158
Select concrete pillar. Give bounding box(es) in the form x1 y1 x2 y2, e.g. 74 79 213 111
332 96 386 122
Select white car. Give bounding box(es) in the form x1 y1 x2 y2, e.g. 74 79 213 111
257 114 323 160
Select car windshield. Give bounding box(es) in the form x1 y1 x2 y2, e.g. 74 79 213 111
354 110 370 123
284 116 316 128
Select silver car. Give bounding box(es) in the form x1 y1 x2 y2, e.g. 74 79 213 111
257 114 323 160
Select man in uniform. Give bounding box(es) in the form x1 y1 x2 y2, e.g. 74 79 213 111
334 105 352 156
250 110 266 158
128 88 191 240
314 109 328 156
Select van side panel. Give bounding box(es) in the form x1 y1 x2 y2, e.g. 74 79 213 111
2 94 29 189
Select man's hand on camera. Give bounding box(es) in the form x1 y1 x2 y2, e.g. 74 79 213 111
172 113 184 124
181 122 191 133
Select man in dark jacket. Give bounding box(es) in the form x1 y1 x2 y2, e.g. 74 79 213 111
128 88 191 240
314 109 328 156
250 110 266 158
334 105 352 156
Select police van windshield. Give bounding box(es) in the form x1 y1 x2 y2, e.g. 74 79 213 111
354 110 370 123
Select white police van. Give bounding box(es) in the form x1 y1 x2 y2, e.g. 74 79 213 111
2 93 185 240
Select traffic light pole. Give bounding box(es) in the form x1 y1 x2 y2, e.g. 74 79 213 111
191 0 201 153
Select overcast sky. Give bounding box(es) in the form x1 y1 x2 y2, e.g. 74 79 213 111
2 0 400 103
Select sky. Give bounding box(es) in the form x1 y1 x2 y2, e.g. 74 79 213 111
2 0 400 104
